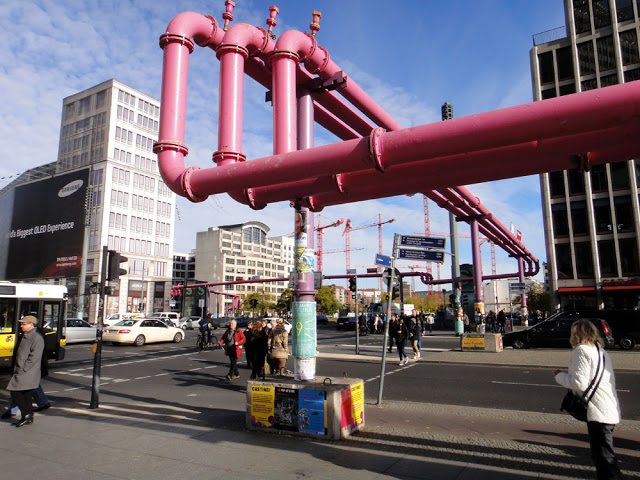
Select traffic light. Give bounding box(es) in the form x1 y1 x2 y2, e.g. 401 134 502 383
107 250 128 281
349 277 357 292
449 294 454 304
391 284 400 299
250 298 258 308
441 102 453 121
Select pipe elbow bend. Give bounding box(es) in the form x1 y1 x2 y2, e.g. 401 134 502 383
180 167 208 203
221 23 271 57
272 30 314 63
227 189 267 210
162 12 220 52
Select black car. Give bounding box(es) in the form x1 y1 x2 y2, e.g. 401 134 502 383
316 314 329 325
503 317 615 349
544 310 640 350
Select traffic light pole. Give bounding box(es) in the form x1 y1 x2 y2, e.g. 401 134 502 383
354 280 360 355
377 234 398 405
90 246 108 409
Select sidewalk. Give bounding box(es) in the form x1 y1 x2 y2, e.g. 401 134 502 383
1 342 639 479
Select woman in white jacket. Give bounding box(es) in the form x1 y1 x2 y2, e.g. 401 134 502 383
553 319 622 480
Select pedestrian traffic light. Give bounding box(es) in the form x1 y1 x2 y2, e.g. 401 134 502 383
107 250 128 281
349 277 357 292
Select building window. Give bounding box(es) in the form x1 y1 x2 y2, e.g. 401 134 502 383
541 88 557 99
593 0 612 29
556 47 574 80
619 238 640 275
559 83 576 95
570 200 588 235
617 0 635 22
581 78 598 91
613 195 634 231
578 41 596 75
593 197 613 233
552 203 570 237
568 169 585 195
556 243 573 279
590 164 608 192
596 36 616 72
574 242 594 278
610 161 630 189
549 171 565 197
573 0 591 34
624 67 640 82
620 29 640 65
598 240 617 277
538 51 555 84
600 73 619 87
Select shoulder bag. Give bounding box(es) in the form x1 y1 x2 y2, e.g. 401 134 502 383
560 344 605 422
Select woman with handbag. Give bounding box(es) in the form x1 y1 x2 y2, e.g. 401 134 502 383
553 319 622 479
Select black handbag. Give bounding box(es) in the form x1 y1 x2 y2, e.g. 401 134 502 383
560 344 604 422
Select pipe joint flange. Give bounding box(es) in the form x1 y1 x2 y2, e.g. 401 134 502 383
212 150 247 166
369 127 386 172
248 26 270 57
268 49 301 65
159 33 195 54
298 31 318 63
181 166 207 203
302 196 323 212
194 15 219 48
153 140 189 156
306 45 330 75
216 43 250 59
244 188 266 210
332 173 345 194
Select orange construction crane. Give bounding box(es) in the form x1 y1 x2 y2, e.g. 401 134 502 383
343 216 395 283
315 214 344 273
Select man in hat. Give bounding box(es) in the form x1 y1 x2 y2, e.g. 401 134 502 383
6 315 44 427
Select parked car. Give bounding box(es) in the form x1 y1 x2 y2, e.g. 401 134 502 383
103 318 184 346
503 317 615 349
64 318 98 344
316 314 329 325
543 310 640 350
149 312 180 327
179 316 203 330
103 313 141 327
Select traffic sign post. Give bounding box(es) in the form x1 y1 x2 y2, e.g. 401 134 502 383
375 254 392 267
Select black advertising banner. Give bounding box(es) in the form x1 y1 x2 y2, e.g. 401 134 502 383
4 169 89 280
274 387 298 431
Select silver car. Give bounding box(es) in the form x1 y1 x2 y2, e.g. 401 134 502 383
65 318 98 344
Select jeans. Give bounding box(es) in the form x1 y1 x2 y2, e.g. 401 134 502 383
398 343 407 362
8 384 48 415
587 421 622 479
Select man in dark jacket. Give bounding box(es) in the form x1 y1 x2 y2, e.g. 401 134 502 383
6 315 44 427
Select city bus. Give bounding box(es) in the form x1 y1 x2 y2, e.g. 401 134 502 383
0 282 67 366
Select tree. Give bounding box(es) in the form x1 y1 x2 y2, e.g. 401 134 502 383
275 288 293 316
242 291 275 317
315 286 341 315
526 283 551 315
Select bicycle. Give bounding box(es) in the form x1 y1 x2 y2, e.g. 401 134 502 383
196 332 219 352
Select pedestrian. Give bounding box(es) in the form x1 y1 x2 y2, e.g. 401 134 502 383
425 311 434 333
408 309 422 359
247 322 268 379
244 321 254 369
463 312 470 333
5 315 44 427
268 318 289 375
497 309 507 334
553 319 622 480
387 313 398 353
396 316 409 365
219 319 246 381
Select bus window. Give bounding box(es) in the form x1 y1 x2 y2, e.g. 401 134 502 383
0 299 17 333
20 301 40 321
43 302 62 333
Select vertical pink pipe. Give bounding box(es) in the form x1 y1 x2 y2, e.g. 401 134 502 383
216 50 246 161
470 219 484 305
272 53 298 154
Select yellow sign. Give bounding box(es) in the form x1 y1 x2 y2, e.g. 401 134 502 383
250 385 275 428
462 336 485 350
350 382 364 425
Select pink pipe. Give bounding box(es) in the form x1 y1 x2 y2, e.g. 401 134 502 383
271 52 298 154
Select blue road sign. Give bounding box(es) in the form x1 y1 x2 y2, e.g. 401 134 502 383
398 235 446 249
375 254 392 267
397 248 445 262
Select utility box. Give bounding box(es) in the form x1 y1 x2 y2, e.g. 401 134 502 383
461 333 503 352
246 376 365 440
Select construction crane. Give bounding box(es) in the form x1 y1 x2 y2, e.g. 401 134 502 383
315 214 344 273
343 216 395 283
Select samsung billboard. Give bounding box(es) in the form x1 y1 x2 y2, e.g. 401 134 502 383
0 168 89 280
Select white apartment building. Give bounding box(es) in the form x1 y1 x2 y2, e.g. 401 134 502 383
195 222 295 313
58 79 175 319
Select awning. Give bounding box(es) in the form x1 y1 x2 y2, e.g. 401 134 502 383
602 285 640 291
557 287 596 293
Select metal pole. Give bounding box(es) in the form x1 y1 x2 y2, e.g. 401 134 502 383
355 283 360 354
377 234 398 405
78 186 92 321
89 246 108 409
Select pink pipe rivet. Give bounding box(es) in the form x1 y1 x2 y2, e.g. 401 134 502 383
222 0 236 31
309 10 321 37
266 6 279 40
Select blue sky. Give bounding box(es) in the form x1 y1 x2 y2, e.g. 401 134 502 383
0 0 566 289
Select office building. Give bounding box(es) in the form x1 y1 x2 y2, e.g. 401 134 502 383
532 0 640 310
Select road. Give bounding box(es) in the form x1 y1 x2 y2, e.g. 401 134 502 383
1 326 638 421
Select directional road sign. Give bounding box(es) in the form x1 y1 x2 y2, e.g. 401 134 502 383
397 248 445 262
375 254 392 267
398 235 446 249
509 282 526 292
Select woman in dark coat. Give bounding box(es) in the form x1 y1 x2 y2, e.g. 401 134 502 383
396 317 409 366
248 323 268 379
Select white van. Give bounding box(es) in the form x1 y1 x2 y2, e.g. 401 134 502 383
150 312 180 327
104 313 141 327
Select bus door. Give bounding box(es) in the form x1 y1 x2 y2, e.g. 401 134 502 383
0 298 18 365
18 299 65 361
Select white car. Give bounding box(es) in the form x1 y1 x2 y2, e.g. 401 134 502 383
104 313 141 327
179 316 203 330
65 318 98 344
103 318 184 346
262 317 292 334
149 312 180 327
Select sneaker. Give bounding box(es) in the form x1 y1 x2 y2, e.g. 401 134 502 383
398 361 404 366
35 403 50 412
417 352 421 359
232 374 240 379
225 374 231 381
412 355 417 360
